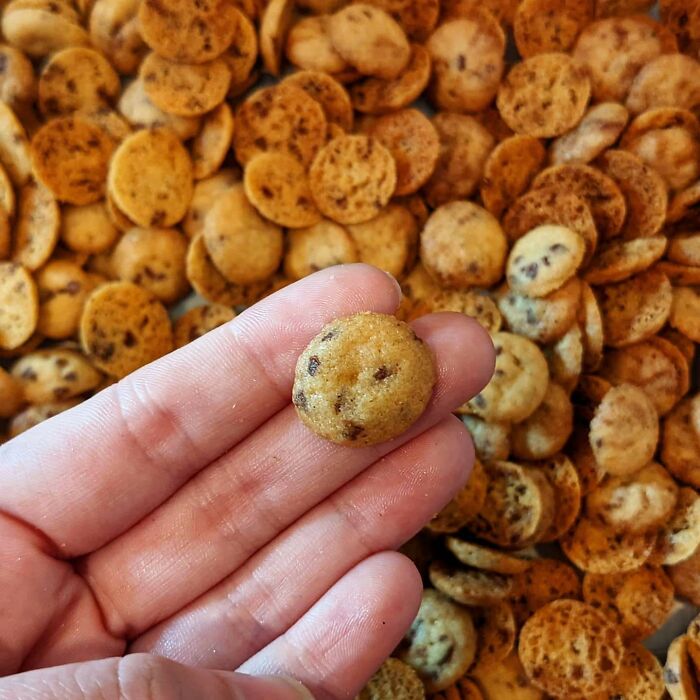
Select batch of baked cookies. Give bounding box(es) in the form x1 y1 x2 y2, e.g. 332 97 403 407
0 0 699 696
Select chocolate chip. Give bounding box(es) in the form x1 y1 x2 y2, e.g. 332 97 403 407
293 390 307 410
373 365 391 381
343 422 365 441
522 262 539 279
124 331 137 347
321 330 335 342
308 355 320 376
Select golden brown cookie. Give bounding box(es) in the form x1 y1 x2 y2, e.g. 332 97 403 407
627 53 700 114
661 398 700 489
60 202 118 256
285 15 348 75
0 44 36 111
89 0 147 75
537 454 582 542
427 289 502 333
429 560 513 607
282 70 353 131
584 236 667 286
668 232 700 267
650 487 700 566
189 104 234 181
259 0 294 76
360 0 439 42
668 549 700 606
284 220 358 280
12 181 60 271
469 603 517 675
543 322 583 392
0 367 24 419
225 8 258 92
598 643 665 700
460 415 510 462
470 653 542 700
0 261 38 350
670 286 700 342
173 304 235 349
359 658 425 700
183 169 239 239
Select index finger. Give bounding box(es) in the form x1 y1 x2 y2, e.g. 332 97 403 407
0 265 401 556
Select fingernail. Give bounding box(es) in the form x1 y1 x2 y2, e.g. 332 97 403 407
255 675 315 699
382 269 403 305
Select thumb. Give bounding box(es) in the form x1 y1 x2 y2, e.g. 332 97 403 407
0 653 314 700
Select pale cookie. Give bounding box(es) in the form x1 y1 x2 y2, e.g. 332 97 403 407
292 312 435 447
359 658 425 700
511 382 573 460
80 280 173 378
285 16 348 75
589 383 659 476
497 52 590 138
0 367 24 419
0 101 32 186
328 4 410 80
429 561 513 607
424 113 494 208
538 454 582 542
573 16 677 102
282 70 354 131
38 47 120 118
225 8 258 92
108 127 193 228
243 153 320 229
579 281 604 371
35 260 94 339
426 12 505 113
446 537 531 575
670 286 700 342
347 204 417 278
544 323 584 392
140 53 231 118
173 304 235 348
350 44 431 115
585 237 667 286
0 44 36 110
586 462 678 534
138 0 238 64
460 416 510 462
111 227 189 305
561 516 656 574
397 589 476 693
668 232 700 267
89 0 147 75
12 181 60 271
360 0 439 42
597 270 672 347
259 0 294 76
497 277 581 344
519 600 623 697
467 332 549 423
480 135 546 218
550 103 629 165
599 643 665 700
233 84 327 167
532 164 626 239
628 54 700 115
309 135 396 225
467 460 554 548
514 0 595 58
421 202 506 288
0 262 38 350
651 487 700 566
11 348 101 404
183 169 239 239
9 400 80 438
284 220 358 280
427 290 502 334
471 654 544 700
118 79 202 141
661 398 700 489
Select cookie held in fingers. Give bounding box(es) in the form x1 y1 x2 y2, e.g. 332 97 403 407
292 312 436 447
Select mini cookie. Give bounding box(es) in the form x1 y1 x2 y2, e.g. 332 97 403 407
497 52 591 138
461 416 510 462
531 164 626 239
36 260 94 340
572 16 677 102
80 280 173 378
668 549 700 607
360 0 439 41
0 262 38 350
469 603 517 675
667 181 700 225
511 382 573 461
362 109 439 196
569 421 606 496
668 232 700 267
497 277 581 344
0 44 36 110
282 70 353 131
654 261 700 286
259 0 294 76
661 327 696 367
9 400 81 438
138 0 238 64
467 332 549 423
11 348 101 404
0 161 15 223
173 304 235 349
309 135 396 225
0 101 35 186
601 643 665 700
561 516 656 574
243 153 320 229
225 8 258 92
106 193 135 233
550 102 629 166
203 184 282 285
285 16 348 75
514 0 594 58
480 135 546 218
470 653 542 700
467 460 554 548
89 0 148 75
83 108 132 144
359 658 425 700
670 286 700 342
427 458 488 533
108 127 193 228
292 312 435 447
429 560 513 607
441 0 519 26
0 367 24 419
445 537 531 575
397 589 476 693
38 47 120 118
183 169 239 239
350 44 431 115
421 202 506 288
627 54 700 114
12 181 59 271
118 79 202 141
423 113 494 208
518 600 623 697
328 4 410 80
426 12 505 113
584 237 667 286
284 220 358 280
579 281 604 371
661 398 700 489
537 454 582 542
428 290 502 334
31 115 114 205
543 323 583 392
233 84 328 167
597 270 672 347
191 103 234 180
650 487 700 566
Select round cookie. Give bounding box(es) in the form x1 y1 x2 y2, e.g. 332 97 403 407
497 52 591 138
259 0 295 76
583 236 667 286
627 53 700 114
80 281 173 378
61 202 119 255
224 8 258 92
0 367 24 419
429 560 513 607
292 312 435 447
285 16 348 75
668 232 700 267
309 135 397 225
601 644 665 700
9 400 81 438
0 262 38 350
652 487 700 566
12 181 60 271
427 290 502 334
506 225 585 297
544 323 584 393
421 202 506 288
470 603 517 674
203 184 283 285
108 127 194 228
0 98 32 187
670 286 700 343
538 454 582 542
284 220 359 280
359 0 439 42
282 70 354 131
89 0 148 75
0 44 36 110
359 658 425 700
396 589 476 693
445 538 531 575
470 653 541 700
461 416 510 463
173 304 235 348
661 398 700 489
183 169 239 239
466 332 549 423
30 114 114 205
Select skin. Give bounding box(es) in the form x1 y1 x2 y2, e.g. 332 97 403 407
0 264 494 700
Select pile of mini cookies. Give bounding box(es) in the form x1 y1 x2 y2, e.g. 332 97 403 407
0 0 698 696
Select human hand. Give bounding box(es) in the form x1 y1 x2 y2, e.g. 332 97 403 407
0 265 494 699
